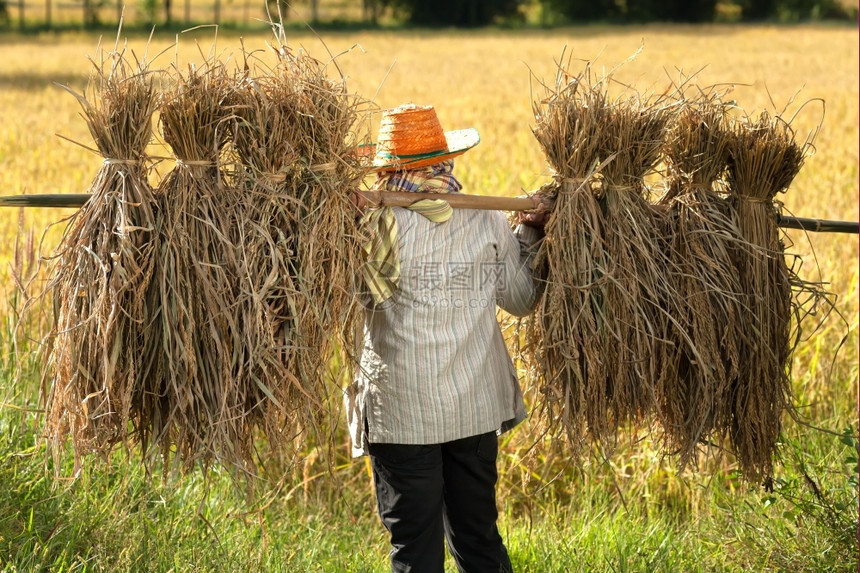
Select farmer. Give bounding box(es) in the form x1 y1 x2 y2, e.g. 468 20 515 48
346 103 546 573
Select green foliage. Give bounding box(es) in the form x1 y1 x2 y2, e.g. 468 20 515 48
542 0 718 22
626 0 719 22
539 0 618 22
139 0 159 25
736 0 779 19
758 428 859 571
712 427 859 572
382 0 527 26
773 0 855 19
720 0 854 20
538 0 853 23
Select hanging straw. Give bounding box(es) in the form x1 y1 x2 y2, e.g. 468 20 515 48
658 95 747 471
144 59 244 473
227 41 370 473
266 44 369 452
523 55 679 454
722 109 807 483
39 48 159 474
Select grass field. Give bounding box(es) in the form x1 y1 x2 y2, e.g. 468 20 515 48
0 23 857 571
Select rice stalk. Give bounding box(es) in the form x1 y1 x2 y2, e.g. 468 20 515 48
722 110 807 483
145 59 244 473
228 71 306 464
658 95 747 471
228 42 370 470
39 48 159 474
524 57 678 454
266 45 369 454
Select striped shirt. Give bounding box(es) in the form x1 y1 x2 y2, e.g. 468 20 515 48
346 201 542 456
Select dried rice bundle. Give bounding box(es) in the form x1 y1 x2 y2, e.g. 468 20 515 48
229 45 369 461
266 47 368 437
658 97 746 469
228 72 306 457
722 110 806 483
144 61 245 472
525 69 613 450
589 95 677 433
41 50 158 472
525 60 676 452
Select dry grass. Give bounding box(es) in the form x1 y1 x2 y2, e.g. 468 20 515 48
524 56 680 454
722 108 815 483
658 95 745 471
17 32 370 479
32 47 159 474
228 38 370 476
146 58 242 473
521 52 834 483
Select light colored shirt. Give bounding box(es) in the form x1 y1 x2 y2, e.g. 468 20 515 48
345 202 542 457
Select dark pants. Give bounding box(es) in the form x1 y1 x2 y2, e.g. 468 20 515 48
368 431 513 573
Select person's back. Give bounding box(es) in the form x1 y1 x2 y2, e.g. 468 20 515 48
358 204 538 449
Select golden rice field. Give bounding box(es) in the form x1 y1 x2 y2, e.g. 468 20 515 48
0 23 857 392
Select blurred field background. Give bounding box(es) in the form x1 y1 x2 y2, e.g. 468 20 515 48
0 22 857 572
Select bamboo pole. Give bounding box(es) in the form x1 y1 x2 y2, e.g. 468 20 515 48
0 194 92 208
774 214 860 234
0 193 857 234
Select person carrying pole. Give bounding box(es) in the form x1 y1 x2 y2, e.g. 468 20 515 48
346 103 547 573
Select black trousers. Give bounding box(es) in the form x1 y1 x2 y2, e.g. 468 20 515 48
368 431 513 573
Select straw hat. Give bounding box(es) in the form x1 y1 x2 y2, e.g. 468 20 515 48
368 104 480 171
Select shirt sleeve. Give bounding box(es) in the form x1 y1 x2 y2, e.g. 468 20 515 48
493 213 542 317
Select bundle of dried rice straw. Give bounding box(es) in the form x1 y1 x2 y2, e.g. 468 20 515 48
722 109 810 483
658 95 747 470
32 36 370 479
40 49 159 473
142 59 242 472
228 44 368 469
524 58 679 453
522 54 829 484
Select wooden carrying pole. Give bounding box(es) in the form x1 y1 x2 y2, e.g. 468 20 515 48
360 190 542 212
0 193 858 234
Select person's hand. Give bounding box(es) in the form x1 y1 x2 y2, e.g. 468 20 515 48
351 189 367 220
518 210 549 229
518 195 552 230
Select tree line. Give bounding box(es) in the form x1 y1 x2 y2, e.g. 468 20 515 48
1 0 854 31
359 0 855 25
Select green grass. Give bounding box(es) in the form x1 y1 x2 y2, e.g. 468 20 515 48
0 424 855 571
1 299 856 572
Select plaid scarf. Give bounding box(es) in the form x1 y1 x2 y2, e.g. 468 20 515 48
361 160 461 304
